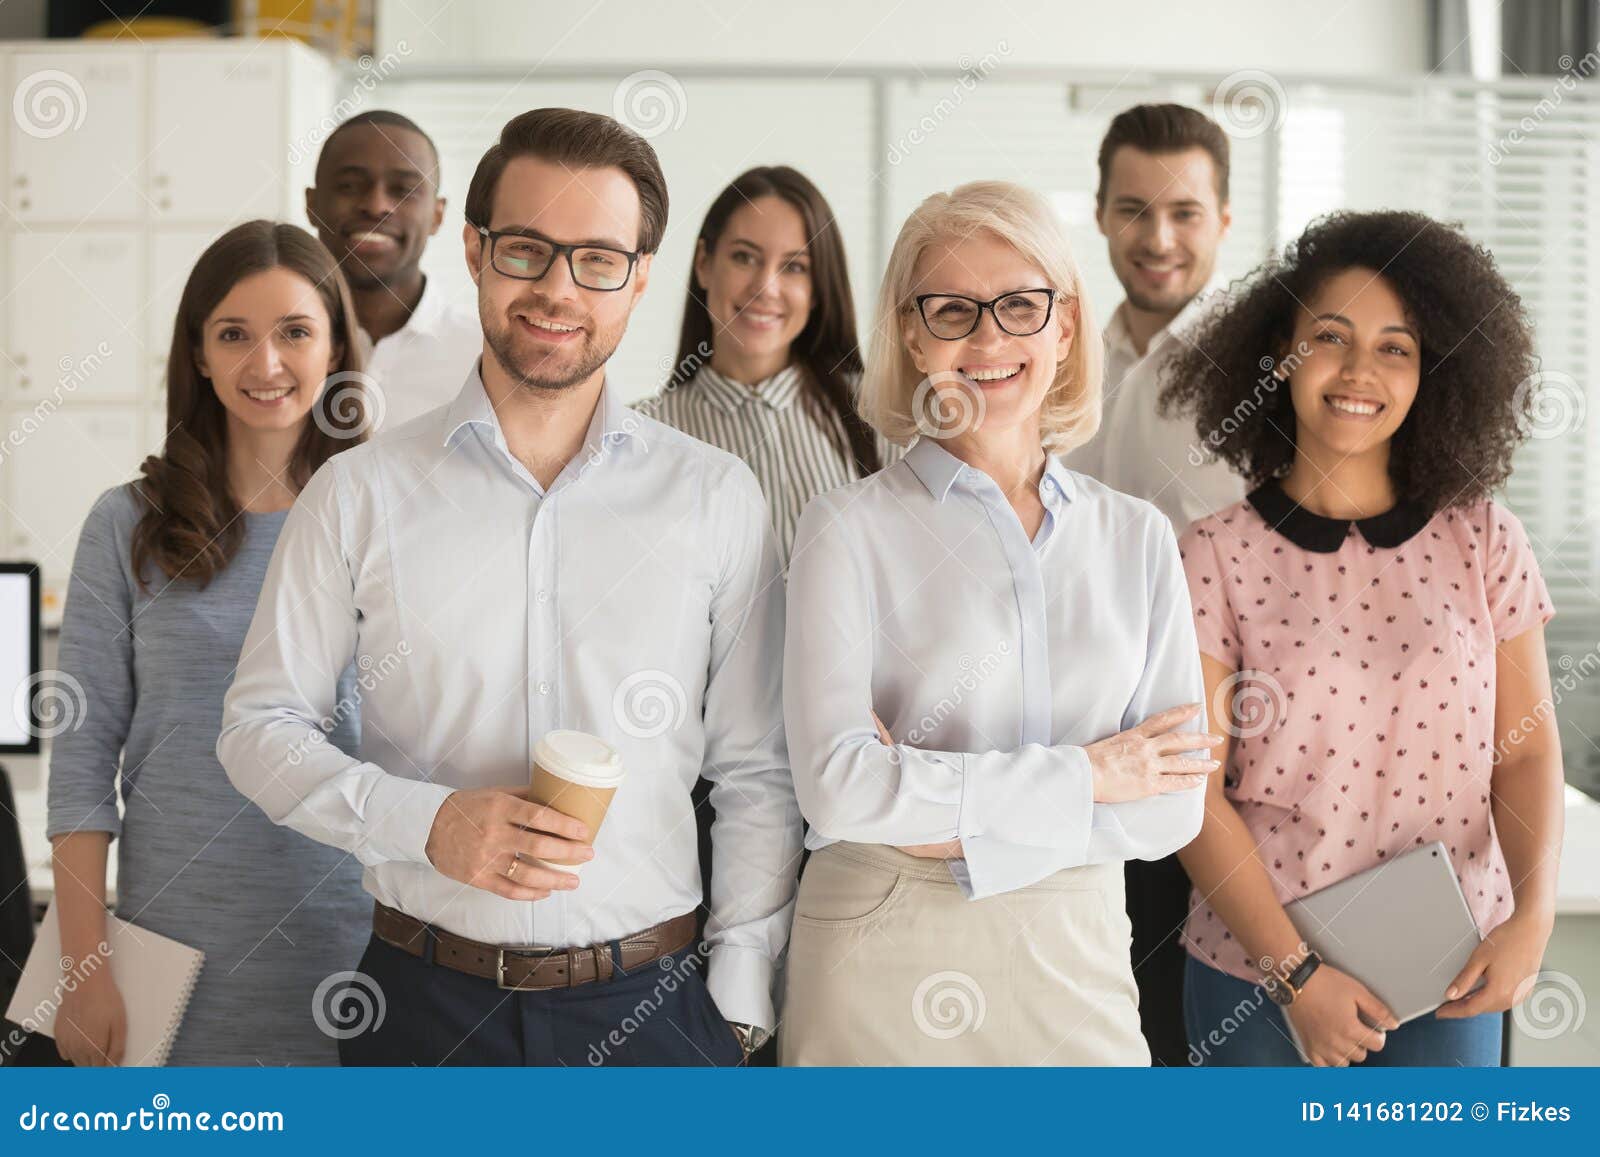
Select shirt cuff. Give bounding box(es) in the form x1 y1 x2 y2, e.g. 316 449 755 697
357 774 456 867
956 745 1095 853
950 839 1076 900
704 942 777 1031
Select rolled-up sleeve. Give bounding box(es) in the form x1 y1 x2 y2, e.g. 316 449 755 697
784 494 1097 900
46 488 137 841
699 465 803 1032
216 459 453 867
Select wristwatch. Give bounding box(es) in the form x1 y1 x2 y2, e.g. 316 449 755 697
1261 950 1323 1006
728 1022 770 1056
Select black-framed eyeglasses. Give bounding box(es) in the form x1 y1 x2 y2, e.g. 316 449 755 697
911 288 1061 341
472 225 641 292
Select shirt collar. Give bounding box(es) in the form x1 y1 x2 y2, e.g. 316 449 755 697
442 361 641 466
360 276 455 353
401 275 453 338
1104 274 1227 360
905 436 1077 505
695 363 805 413
1247 478 1431 553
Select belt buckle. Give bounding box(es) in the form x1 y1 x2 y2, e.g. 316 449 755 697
496 947 577 989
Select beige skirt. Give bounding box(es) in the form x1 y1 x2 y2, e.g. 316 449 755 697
780 842 1149 1066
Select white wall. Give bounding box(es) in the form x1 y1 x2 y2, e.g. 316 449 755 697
375 0 1430 77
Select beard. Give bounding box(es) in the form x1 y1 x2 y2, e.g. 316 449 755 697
482 304 619 393
1113 252 1214 316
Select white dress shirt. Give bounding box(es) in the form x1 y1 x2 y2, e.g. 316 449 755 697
1064 281 1244 533
784 436 1207 901
218 365 802 1029
359 276 483 431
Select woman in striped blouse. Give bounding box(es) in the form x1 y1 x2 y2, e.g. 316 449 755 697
635 165 895 567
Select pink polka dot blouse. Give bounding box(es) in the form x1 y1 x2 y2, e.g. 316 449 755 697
1177 481 1553 984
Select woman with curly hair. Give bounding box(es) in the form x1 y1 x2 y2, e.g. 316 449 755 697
1161 210 1563 1067
46 221 372 1065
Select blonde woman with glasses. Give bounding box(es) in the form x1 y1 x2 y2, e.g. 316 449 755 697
781 181 1223 1065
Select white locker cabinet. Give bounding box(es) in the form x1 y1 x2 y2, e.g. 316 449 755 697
148 228 224 394
149 49 291 221
7 230 142 401
0 39 336 603
2 404 147 592
7 51 143 223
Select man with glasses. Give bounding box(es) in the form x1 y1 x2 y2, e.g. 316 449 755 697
220 108 801 1067
306 110 481 429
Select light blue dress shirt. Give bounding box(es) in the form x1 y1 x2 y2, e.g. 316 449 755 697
784 436 1207 901
219 365 802 1029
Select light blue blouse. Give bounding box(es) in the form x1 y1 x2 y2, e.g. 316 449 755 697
784 436 1208 900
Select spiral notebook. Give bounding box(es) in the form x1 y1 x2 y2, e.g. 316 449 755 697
6 901 204 1066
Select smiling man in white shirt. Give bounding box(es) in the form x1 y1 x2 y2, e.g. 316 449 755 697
306 111 481 429
1067 103 1243 534
1064 102 1246 1068
221 108 800 1067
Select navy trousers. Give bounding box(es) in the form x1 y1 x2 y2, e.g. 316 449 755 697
337 931 746 1067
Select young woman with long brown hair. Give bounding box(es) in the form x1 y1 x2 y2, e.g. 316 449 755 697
636 165 894 567
46 220 374 1065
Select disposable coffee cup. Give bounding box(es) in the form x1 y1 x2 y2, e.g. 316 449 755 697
528 730 625 873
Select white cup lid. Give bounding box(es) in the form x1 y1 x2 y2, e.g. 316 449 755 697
534 730 625 788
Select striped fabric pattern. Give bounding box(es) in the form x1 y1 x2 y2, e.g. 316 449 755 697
634 364 901 568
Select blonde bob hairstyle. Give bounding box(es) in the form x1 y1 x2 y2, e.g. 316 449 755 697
858 180 1103 452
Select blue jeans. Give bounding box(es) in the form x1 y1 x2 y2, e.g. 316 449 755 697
1182 953 1501 1066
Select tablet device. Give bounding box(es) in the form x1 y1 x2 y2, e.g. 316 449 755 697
1281 840 1482 1059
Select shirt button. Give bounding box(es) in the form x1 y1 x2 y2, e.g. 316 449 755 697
536 589 550 603
537 681 551 695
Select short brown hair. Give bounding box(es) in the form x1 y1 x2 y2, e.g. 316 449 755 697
465 107 669 253
1096 103 1230 208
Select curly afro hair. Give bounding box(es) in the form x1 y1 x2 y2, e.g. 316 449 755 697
1159 209 1537 514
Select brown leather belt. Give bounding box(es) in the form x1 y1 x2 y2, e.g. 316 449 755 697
372 902 698 991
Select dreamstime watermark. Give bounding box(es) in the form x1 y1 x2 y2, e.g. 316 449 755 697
911 970 987 1039
1187 342 1309 467
12 669 89 742
912 370 987 439
1513 369 1584 440
1185 978 1269 1065
1487 46 1600 166
1493 642 1600 767
886 41 1012 165
1215 668 1288 740
285 642 411 767
288 43 413 166
16 1094 284 1133
13 68 87 139
312 370 386 440
1511 969 1586 1040
583 340 712 469
0 342 114 469
0 941 112 1062
1211 69 1287 140
893 642 1012 755
613 70 687 139
613 669 689 739
585 942 706 1065
312 969 387 1040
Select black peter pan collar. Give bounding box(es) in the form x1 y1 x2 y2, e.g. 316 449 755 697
1246 479 1432 553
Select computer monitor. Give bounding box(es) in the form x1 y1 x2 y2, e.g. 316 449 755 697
0 563 41 755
